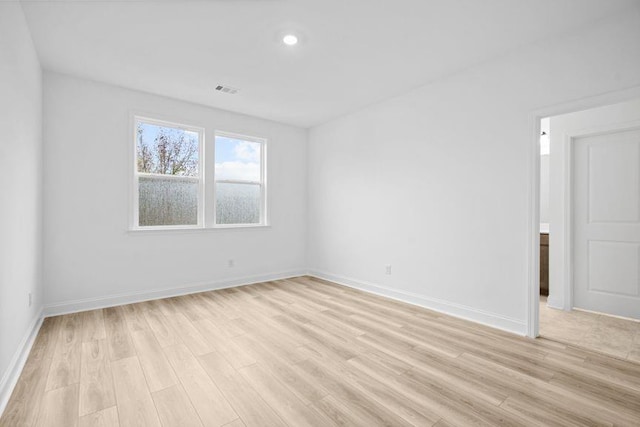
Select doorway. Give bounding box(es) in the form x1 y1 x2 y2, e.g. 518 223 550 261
534 98 640 361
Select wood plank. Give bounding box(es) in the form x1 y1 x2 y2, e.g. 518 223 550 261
458 351 639 426
237 363 336 427
45 313 83 391
171 294 212 322
30 317 61 360
192 318 256 369
499 396 592 427
163 344 238 426
157 297 181 316
221 419 246 427
110 357 161 427
152 384 203 427
103 307 135 361
142 308 179 348
232 315 308 363
78 407 120 427
81 310 106 342
0 355 53 426
315 393 394 427
198 351 287 427
167 312 214 355
549 370 640 414
295 357 415 427
35 384 79 427
121 303 149 332
130 329 178 392
233 333 326 404
79 339 116 416
401 366 528 425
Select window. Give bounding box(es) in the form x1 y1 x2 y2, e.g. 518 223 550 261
214 133 266 225
132 116 266 230
134 117 203 228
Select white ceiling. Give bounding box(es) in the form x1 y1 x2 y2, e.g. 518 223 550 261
21 0 638 128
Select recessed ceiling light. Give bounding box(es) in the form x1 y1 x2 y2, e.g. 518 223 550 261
283 34 298 46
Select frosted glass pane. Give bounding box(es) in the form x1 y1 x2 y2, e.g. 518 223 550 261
216 183 261 224
138 176 198 226
215 136 261 181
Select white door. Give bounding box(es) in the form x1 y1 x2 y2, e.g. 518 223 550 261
573 126 640 319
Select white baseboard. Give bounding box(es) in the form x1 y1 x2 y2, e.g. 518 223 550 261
0 308 44 418
44 269 306 317
308 270 527 336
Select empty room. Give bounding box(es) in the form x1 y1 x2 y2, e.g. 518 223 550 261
1 0 640 426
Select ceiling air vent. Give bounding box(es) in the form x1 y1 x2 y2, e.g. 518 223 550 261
215 85 239 95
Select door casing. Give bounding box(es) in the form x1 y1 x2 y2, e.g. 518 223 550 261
526 86 640 338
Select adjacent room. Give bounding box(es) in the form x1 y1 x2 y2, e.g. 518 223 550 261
1 1 640 426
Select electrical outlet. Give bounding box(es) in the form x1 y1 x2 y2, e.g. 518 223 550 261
28 292 32 307
385 264 392 275
228 259 235 267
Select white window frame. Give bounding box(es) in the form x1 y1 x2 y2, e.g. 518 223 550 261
132 115 205 230
130 115 269 231
214 131 268 227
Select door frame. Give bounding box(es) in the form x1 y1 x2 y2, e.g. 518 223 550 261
526 86 640 338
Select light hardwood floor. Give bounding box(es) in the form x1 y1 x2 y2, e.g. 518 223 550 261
2 276 640 426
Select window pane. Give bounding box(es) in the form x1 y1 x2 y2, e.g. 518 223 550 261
215 136 261 182
139 176 198 226
216 182 260 224
137 121 199 176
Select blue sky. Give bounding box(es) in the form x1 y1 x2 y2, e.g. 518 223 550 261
215 136 258 163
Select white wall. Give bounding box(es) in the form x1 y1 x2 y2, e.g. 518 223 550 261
0 1 43 409
540 155 550 225
43 73 307 311
307 7 640 334
540 118 550 227
548 98 640 310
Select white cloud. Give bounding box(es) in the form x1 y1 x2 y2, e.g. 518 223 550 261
215 161 260 181
234 141 260 162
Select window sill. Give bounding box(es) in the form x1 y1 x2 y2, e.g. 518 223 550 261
127 224 271 235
